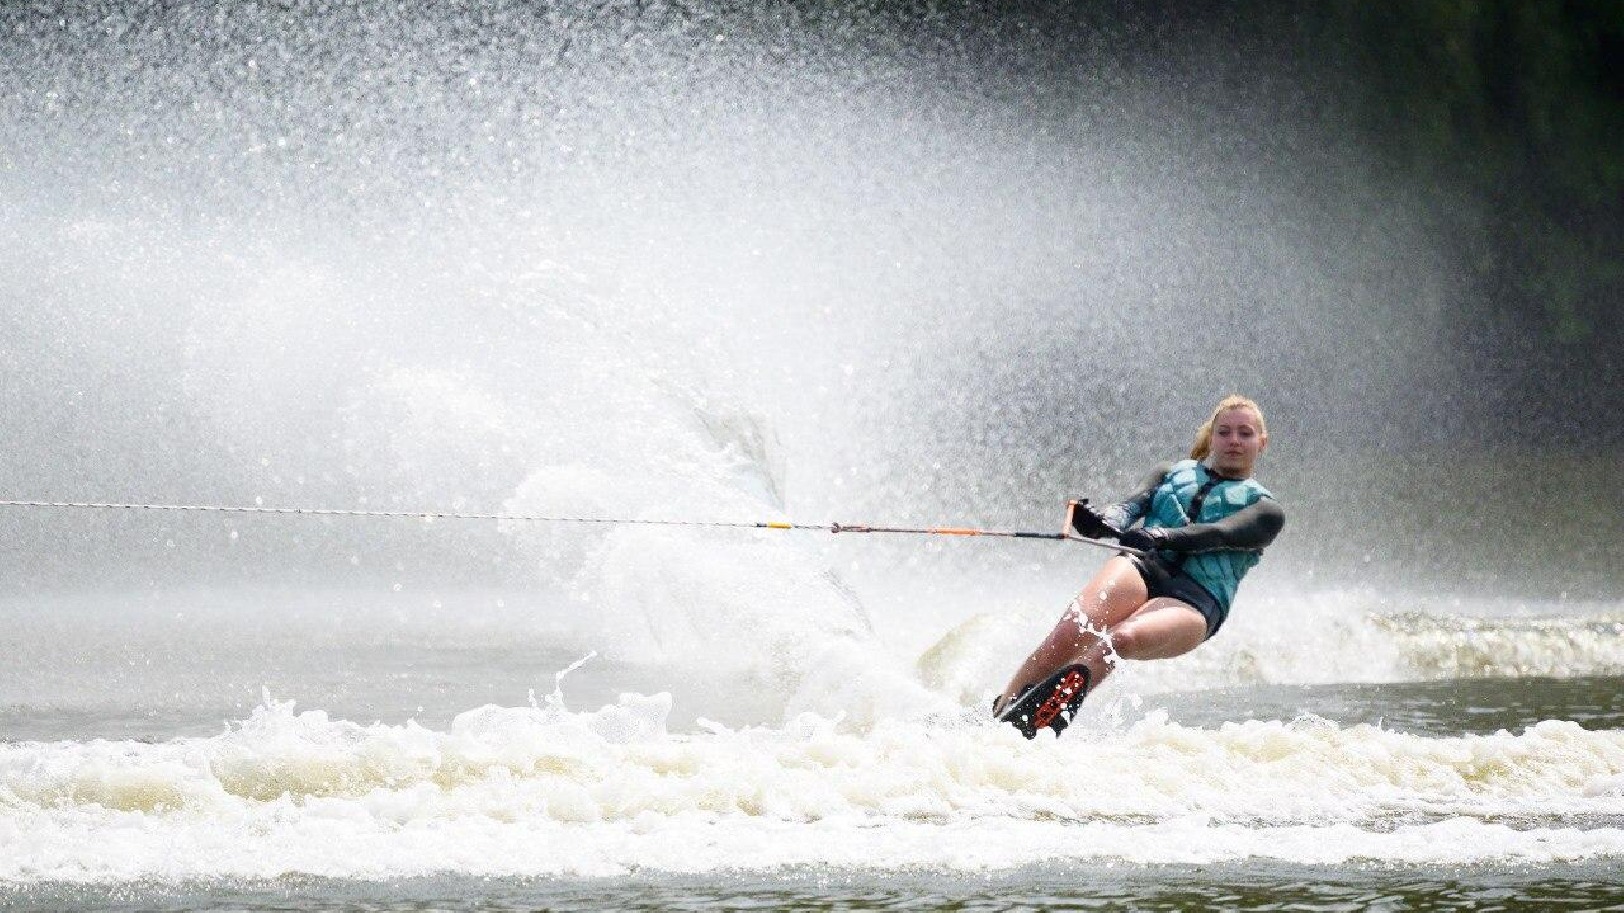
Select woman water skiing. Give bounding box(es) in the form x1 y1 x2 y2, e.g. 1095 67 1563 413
993 395 1285 738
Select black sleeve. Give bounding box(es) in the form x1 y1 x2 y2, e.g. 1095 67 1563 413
1099 462 1175 532
1155 498 1285 553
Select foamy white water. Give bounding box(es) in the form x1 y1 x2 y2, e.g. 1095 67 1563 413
4 682 1623 884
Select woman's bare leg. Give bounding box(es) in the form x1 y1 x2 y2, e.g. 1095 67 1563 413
1058 597 1210 698
996 557 1148 710
1109 599 1210 660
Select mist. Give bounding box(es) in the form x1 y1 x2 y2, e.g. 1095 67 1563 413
1 2 1616 602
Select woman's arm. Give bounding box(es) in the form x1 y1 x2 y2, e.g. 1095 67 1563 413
1099 463 1174 532
1152 499 1285 552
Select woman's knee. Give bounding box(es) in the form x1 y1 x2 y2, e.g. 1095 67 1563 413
1107 624 1147 659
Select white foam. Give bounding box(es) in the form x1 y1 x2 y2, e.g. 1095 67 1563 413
3 697 1622 883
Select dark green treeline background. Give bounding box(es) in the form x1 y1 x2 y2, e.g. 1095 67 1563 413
1305 1 1621 441
908 0 1624 445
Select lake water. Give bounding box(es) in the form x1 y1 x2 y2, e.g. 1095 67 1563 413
4 581 1620 911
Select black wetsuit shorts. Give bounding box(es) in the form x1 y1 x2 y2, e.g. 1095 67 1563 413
1128 555 1228 639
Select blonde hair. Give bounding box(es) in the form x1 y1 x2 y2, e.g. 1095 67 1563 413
1190 395 1267 460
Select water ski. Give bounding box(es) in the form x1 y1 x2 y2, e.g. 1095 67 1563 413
994 664 1091 739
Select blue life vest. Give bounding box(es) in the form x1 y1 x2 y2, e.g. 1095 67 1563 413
1138 459 1272 610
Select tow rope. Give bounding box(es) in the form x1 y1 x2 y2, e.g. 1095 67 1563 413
0 498 1140 555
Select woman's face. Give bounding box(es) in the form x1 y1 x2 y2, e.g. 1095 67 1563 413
1207 406 1267 476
